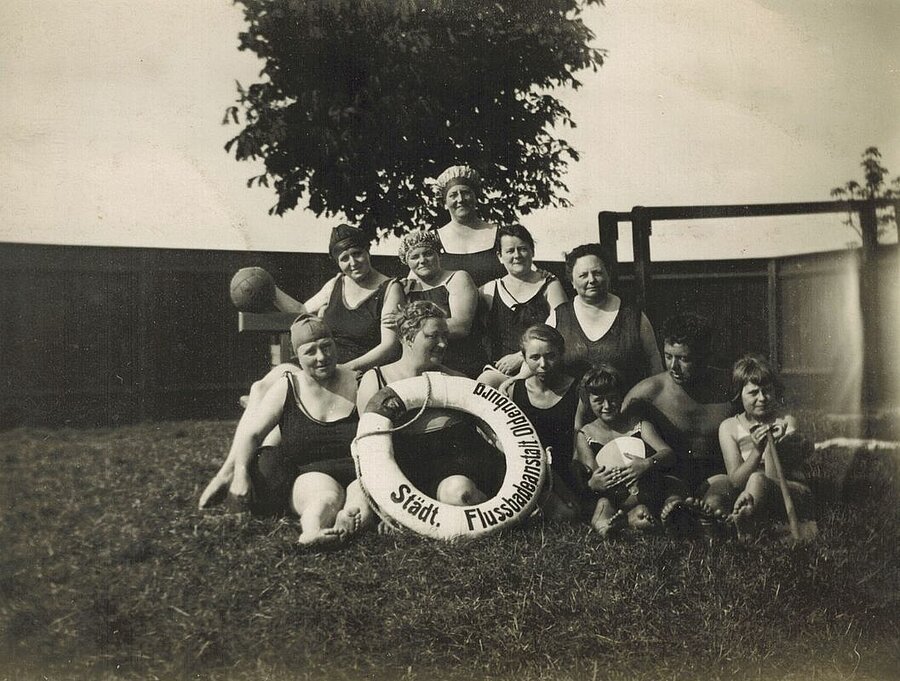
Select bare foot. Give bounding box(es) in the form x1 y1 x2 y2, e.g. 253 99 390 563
732 491 755 519
377 518 402 535
627 504 659 532
685 497 728 538
298 527 345 549
333 508 362 539
661 497 694 536
593 509 627 538
198 474 231 509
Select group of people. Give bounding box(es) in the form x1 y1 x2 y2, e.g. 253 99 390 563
199 165 813 547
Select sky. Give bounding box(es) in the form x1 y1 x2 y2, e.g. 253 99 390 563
1 0 898 261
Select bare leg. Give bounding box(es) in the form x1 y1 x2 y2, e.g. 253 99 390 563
291 472 347 548
435 475 489 506
591 498 627 537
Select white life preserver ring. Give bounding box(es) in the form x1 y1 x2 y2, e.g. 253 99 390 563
352 373 549 540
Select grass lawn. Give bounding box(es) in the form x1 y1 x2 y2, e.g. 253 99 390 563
1 420 898 681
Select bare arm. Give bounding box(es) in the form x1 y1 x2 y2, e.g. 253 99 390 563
444 270 478 338
227 377 289 496
575 430 597 471
544 278 568 310
344 280 404 373
639 312 664 376
636 419 676 471
719 418 763 489
356 369 380 415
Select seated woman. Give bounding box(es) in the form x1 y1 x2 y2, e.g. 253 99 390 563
575 364 677 537
432 164 506 287
704 354 813 531
199 315 373 548
503 324 582 521
357 301 505 510
478 225 568 388
397 229 486 378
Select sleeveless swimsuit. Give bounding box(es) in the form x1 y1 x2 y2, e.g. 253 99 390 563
485 275 557 364
406 272 487 378
511 378 580 493
437 233 505 287
321 275 394 364
554 301 649 392
249 373 358 515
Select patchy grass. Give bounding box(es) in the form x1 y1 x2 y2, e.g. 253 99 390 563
0 421 898 681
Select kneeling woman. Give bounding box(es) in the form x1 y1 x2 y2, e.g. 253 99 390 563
199 315 373 547
357 301 504 508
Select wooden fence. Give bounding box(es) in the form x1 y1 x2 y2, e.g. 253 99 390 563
0 241 895 427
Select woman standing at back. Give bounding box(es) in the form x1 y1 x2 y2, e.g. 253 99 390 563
432 165 505 287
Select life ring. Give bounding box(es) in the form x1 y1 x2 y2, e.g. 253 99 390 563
352 373 548 540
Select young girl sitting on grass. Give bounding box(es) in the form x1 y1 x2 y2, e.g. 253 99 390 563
575 364 677 537
705 354 813 530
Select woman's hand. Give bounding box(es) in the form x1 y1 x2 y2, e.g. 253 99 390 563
494 352 523 376
616 458 652 487
381 311 399 331
748 423 771 449
588 466 624 493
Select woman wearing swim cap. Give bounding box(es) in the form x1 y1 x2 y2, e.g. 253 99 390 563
432 165 505 287
199 315 373 548
396 229 487 378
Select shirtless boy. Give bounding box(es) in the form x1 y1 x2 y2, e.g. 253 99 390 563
622 314 734 531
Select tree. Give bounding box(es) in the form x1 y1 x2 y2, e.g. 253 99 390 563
224 0 605 239
830 147 900 243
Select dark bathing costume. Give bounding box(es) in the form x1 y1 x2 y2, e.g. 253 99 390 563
321 275 395 364
554 301 650 393
510 377 581 493
436 233 506 288
484 274 558 364
406 272 488 379
249 373 358 516
371 367 505 497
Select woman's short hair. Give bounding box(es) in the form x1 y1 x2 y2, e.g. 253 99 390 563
661 313 711 358
396 300 447 344
494 224 535 254
731 353 783 402
398 229 442 266
519 323 565 355
564 243 607 282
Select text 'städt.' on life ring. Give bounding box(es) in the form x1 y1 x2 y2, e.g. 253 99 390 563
352 373 549 540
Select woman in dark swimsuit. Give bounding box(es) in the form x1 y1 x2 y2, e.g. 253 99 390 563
396 229 486 378
199 316 373 548
432 165 505 287
549 243 662 397
478 224 568 387
357 301 505 506
504 324 581 520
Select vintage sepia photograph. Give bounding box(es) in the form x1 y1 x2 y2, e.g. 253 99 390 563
1 1 897 679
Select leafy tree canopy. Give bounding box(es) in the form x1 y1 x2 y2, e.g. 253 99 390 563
225 0 605 239
830 146 900 242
